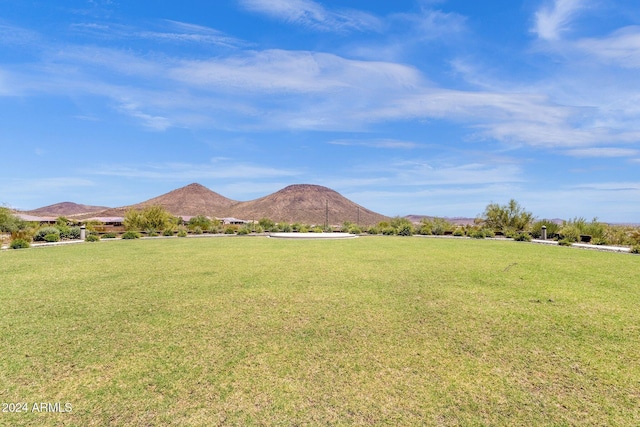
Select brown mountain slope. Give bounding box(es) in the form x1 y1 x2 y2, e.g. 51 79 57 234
25 202 110 217
230 184 388 225
94 183 238 218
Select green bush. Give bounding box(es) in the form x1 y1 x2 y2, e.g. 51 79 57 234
278 223 292 232
1 207 28 233
453 228 465 237
531 220 560 239
224 226 237 234
366 226 379 235
188 215 212 231
558 225 580 243
470 230 485 239
396 224 414 236
382 227 396 235
102 232 117 239
10 238 30 249
258 218 277 232
163 229 174 236
85 234 100 242
237 226 251 235
514 233 532 242
177 229 188 238
311 226 324 233
44 233 60 243
348 225 362 235
558 239 573 246
192 226 203 235
122 231 141 239
59 226 81 240
34 226 60 242
480 199 533 234
631 245 640 254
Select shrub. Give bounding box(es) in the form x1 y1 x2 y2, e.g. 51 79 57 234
188 215 212 231
514 233 532 242
192 226 203 235
480 199 533 234
558 224 580 243
146 230 159 237
63 226 82 240
44 233 60 243
382 227 396 236
10 229 34 242
558 239 573 246
85 234 100 242
278 223 292 232
431 219 450 236
631 245 640 254
416 218 454 236
311 226 324 233
224 226 237 234
121 231 141 239
1 207 28 233
258 218 277 232
34 226 60 242
470 230 485 239
453 228 465 237
348 225 362 235
177 229 188 238
396 223 414 236
531 220 560 239
366 226 379 235
102 232 117 239
237 226 251 235
10 238 30 249
163 229 174 236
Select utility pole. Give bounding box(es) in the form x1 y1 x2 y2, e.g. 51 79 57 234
325 200 328 230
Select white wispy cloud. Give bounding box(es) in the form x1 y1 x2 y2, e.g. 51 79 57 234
574 26 640 68
394 8 466 41
564 147 640 158
70 20 246 47
533 0 586 41
238 0 382 32
328 139 421 149
4 17 639 152
89 160 301 181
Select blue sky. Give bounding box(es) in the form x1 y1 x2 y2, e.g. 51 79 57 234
1 0 639 222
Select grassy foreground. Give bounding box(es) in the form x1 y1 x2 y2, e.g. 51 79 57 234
1 236 639 426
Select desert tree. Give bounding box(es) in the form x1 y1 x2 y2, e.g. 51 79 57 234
481 199 533 234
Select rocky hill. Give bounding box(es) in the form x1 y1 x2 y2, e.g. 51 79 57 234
25 202 109 217
231 184 388 225
90 183 238 218
37 183 388 225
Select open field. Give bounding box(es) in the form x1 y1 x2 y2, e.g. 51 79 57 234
1 237 639 425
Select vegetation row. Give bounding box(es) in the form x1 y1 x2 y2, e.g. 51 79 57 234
2 201 639 253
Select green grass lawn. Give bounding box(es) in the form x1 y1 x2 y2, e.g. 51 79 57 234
1 236 639 426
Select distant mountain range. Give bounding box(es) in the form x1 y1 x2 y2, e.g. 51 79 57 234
22 183 389 226
24 183 628 226
26 202 110 217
